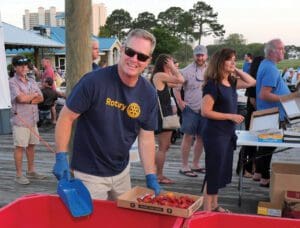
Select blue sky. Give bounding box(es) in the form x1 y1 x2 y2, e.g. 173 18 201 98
1 0 300 45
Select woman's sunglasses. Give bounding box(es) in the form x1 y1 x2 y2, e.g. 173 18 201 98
124 46 150 62
15 58 30 66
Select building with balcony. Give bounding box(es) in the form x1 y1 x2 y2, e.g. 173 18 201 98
23 4 107 35
23 7 63 30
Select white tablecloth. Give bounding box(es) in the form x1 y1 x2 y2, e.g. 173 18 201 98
236 130 300 148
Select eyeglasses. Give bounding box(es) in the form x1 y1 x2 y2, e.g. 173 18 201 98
124 46 150 62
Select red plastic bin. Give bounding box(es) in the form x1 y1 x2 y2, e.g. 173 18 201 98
184 212 300 228
0 194 184 228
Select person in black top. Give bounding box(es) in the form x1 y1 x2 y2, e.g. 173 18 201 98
38 77 65 126
236 56 265 177
150 54 184 184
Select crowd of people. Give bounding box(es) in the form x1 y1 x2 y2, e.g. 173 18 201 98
8 53 68 183
8 28 296 212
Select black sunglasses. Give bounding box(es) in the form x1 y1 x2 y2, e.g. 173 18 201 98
124 46 150 62
15 58 29 65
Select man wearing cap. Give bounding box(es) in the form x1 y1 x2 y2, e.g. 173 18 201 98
173 45 208 177
9 55 46 185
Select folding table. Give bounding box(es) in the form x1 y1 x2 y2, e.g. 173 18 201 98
236 130 300 206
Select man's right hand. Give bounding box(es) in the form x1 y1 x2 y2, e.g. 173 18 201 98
53 152 70 180
178 101 186 111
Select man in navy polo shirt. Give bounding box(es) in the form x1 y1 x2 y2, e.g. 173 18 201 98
53 29 161 200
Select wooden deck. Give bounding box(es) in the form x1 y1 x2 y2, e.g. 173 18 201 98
0 126 299 215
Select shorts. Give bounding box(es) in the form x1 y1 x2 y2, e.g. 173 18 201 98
181 106 204 136
39 110 51 121
74 164 131 200
12 125 40 147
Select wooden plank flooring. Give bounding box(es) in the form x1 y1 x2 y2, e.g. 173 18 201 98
0 126 299 215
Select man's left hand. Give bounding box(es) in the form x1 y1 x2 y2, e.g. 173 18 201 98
146 174 161 195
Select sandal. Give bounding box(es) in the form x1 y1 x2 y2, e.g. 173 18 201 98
212 206 231 213
191 168 206 174
252 173 261 182
243 171 253 178
259 178 270 188
158 176 175 184
179 169 198 177
259 182 270 188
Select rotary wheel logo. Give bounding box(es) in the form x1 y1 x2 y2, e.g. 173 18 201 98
126 103 140 118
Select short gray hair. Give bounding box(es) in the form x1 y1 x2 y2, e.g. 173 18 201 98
124 29 156 54
92 37 99 44
264 38 281 57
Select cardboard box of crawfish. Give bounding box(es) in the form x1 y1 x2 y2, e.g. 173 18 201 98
117 186 203 218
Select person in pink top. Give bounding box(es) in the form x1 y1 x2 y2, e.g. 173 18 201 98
41 57 57 124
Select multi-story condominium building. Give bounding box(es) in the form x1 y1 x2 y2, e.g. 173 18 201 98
23 7 62 30
23 4 107 35
92 3 107 35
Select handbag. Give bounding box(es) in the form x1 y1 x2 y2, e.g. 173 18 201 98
157 91 180 130
161 114 180 130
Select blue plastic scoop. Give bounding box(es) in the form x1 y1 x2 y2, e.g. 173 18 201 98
13 114 93 217
57 178 93 217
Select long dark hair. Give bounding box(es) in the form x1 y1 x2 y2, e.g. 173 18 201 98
249 56 264 79
8 65 15 78
203 48 237 87
150 53 172 84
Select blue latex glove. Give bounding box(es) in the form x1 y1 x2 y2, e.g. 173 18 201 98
53 152 70 180
146 174 161 195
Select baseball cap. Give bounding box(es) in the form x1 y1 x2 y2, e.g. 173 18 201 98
288 67 294 71
193 45 207 55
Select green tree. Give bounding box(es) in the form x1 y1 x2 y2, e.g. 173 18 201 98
206 44 226 57
157 7 184 36
105 9 132 40
245 43 264 58
132 12 157 31
151 27 180 62
98 25 112 37
223 33 246 46
173 43 193 66
221 34 265 59
222 33 246 58
190 1 225 44
208 41 265 61
177 11 194 64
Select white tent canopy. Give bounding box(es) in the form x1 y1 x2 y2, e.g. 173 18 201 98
0 12 11 110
